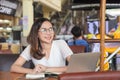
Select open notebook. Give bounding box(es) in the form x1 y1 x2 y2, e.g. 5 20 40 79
26 72 61 79
26 73 45 79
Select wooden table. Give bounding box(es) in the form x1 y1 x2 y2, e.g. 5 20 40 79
0 71 58 80
0 49 13 54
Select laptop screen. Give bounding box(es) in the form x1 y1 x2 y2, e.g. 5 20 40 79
67 52 100 73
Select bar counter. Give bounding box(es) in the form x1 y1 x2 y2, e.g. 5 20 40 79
87 39 120 43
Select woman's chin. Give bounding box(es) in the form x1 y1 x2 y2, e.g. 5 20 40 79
44 40 52 44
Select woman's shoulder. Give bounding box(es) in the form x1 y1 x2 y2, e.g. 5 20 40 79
25 44 31 48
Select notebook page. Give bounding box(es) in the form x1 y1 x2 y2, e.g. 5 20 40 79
26 73 45 79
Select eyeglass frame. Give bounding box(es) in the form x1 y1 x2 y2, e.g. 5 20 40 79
38 27 54 33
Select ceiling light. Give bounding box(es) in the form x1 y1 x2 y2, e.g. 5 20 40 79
0 19 3 23
0 27 3 30
6 27 12 31
4 20 10 23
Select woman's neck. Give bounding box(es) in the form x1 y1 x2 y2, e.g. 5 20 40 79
41 42 52 50
41 43 52 59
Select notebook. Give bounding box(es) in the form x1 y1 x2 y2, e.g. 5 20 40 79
26 72 61 79
66 52 100 73
26 73 45 79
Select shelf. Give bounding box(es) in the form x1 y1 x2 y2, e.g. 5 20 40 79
87 39 120 43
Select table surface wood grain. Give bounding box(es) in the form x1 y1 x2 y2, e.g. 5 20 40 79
0 71 58 80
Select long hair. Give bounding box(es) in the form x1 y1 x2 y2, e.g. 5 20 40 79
27 18 51 59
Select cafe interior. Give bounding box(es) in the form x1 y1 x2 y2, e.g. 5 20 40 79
1 0 120 80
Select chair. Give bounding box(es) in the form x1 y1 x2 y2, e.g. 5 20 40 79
10 44 20 54
58 71 120 80
69 45 85 53
0 43 9 50
0 54 34 71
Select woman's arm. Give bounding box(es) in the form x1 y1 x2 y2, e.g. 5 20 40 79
38 64 67 73
10 56 34 74
46 66 67 73
40 55 71 73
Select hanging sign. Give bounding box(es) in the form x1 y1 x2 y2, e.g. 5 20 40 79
0 0 18 16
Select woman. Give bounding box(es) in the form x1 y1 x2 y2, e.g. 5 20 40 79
10 18 73 74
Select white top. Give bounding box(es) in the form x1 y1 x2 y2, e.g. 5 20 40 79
20 40 73 67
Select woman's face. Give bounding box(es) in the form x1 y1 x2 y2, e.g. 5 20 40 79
38 21 54 44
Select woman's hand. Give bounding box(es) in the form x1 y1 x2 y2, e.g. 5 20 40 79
39 64 47 72
32 64 47 74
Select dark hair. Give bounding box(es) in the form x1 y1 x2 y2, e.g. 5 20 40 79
27 17 51 59
71 26 82 38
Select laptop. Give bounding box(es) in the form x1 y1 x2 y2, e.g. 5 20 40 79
66 52 100 73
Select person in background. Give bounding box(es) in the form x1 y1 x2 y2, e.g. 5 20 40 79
10 18 73 74
0 33 6 42
67 26 90 52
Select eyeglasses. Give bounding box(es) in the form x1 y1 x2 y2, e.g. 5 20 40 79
38 27 54 33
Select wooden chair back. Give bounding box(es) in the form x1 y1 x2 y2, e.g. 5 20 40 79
10 44 20 54
0 43 9 50
69 45 85 53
